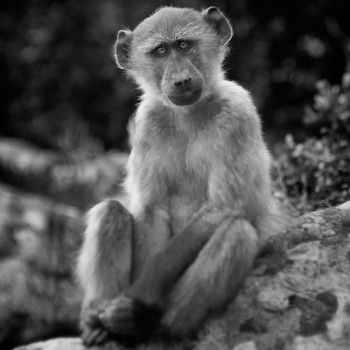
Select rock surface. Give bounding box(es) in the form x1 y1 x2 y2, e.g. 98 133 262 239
0 138 128 209
0 184 84 348
12 201 350 350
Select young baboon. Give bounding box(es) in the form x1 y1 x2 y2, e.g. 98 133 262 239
77 6 284 346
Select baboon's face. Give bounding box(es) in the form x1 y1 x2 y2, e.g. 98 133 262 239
145 37 204 106
116 7 232 106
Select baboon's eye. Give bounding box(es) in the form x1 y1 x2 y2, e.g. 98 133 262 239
178 40 192 50
152 45 168 57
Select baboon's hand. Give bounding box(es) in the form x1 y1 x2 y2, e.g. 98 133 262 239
98 296 138 336
81 303 109 347
98 295 161 343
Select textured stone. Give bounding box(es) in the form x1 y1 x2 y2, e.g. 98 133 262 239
10 202 350 350
233 341 257 350
257 285 290 312
239 317 268 334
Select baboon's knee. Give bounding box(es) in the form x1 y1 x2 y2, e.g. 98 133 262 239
93 199 134 244
77 199 134 302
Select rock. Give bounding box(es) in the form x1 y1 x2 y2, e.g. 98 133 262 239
0 138 128 209
233 341 257 350
7 201 350 350
316 291 338 313
257 285 290 312
15 338 86 350
239 317 268 334
291 335 350 350
346 249 350 262
0 184 84 348
288 295 337 336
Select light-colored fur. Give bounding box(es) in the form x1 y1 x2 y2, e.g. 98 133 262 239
77 5 284 340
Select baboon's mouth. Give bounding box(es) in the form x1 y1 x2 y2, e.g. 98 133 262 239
168 88 202 106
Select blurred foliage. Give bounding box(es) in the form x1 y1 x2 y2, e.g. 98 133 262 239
1 0 349 151
278 59 350 213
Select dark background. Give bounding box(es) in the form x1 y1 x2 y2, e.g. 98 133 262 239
1 0 349 152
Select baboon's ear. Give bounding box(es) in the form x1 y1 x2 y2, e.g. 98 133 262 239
203 7 233 45
115 30 133 70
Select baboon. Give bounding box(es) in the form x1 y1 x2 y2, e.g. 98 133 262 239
77 6 284 346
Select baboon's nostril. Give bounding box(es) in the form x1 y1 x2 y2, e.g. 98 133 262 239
174 77 192 88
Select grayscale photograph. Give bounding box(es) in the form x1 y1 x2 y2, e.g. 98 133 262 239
0 1 349 349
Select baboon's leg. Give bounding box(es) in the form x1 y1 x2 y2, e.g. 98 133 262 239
161 217 258 336
98 209 255 341
77 200 133 345
77 200 171 346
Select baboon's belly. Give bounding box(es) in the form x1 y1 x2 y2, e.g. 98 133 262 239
169 194 204 236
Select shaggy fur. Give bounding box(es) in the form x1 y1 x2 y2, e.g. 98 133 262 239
77 6 284 346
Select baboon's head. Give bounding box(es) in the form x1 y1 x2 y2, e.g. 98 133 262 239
115 7 232 106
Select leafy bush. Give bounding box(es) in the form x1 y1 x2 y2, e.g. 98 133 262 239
278 70 350 213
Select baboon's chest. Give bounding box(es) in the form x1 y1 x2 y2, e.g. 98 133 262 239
155 134 211 234
156 131 211 199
